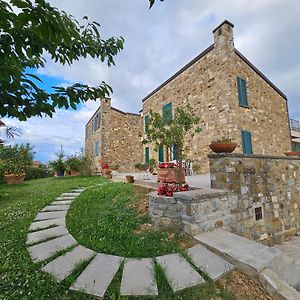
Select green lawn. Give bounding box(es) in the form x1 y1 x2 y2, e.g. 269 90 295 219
0 177 236 300
67 182 195 257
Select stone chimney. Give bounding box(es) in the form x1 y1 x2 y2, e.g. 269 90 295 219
213 20 234 52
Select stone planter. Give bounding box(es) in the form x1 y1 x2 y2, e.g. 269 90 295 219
157 167 185 183
5 174 25 184
126 175 134 183
209 142 237 153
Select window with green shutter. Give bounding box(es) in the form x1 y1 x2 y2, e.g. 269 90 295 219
97 112 101 128
237 77 249 107
145 115 149 133
95 141 99 156
241 130 253 154
145 147 150 164
162 102 172 124
158 145 164 162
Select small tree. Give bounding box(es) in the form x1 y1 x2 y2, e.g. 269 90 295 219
143 104 201 184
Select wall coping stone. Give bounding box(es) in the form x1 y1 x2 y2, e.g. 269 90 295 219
174 189 227 202
208 153 300 161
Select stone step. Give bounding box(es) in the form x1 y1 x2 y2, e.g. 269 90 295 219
61 193 80 197
121 258 158 296
70 189 85 192
29 218 65 231
51 200 73 206
156 253 204 292
34 211 67 221
194 230 281 276
187 244 234 281
70 253 123 299
41 205 70 212
42 245 95 282
28 234 77 262
56 196 77 201
27 226 68 245
259 268 300 300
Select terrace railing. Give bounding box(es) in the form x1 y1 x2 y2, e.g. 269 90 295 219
290 118 300 132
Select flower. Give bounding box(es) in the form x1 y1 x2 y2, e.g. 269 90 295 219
157 183 190 197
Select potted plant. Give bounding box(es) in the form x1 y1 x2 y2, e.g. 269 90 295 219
134 163 149 172
3 159 26 184
49 147 66 177
209 136 237 153
157 162 185 184
0 143 33 184
66 156 81 176
103 168 112 179
126 175 134 183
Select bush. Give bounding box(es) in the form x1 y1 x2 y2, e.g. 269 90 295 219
25 167 54 181
134 163 149 171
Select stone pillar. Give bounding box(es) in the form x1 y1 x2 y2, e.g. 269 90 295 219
213 20 235 53
100 98 111 162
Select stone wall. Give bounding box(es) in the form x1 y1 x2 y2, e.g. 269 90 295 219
85 98 143 172
142 21 290 174
149 189 235 236
209 153 300 243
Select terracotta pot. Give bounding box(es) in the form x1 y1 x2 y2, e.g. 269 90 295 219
284 151 300 156
126 175 134 183
157 167 185 184
209 142 237 153
70 170 79 176
106 173 112 179
5 174 25 184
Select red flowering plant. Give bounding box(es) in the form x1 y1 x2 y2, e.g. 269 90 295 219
157 183 190 197
158 162 177 169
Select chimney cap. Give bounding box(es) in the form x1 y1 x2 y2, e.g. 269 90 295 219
212 20 234 33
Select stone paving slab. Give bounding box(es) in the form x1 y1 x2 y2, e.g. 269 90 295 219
61 193 80 197
51 200 73 206
28 234 77 262
70 189 85 192
187 244 234 281
27 225 68 245
42 245 95 282
121 258 158 296
41 205 70 212
156 253 204 292
195 230 281 276
29 218 65 231
35 211 67 221
70 253 123 299
259 268 300 299
56 196 76 201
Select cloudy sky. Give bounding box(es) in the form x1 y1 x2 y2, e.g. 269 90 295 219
3 0 300 162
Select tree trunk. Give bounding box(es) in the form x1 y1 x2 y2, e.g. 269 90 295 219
177 146 183 186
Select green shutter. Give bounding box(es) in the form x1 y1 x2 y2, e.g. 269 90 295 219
162 102 172 124
145 115 149 133
97 112 101 128
145 147 150 164
241 130 253 154
158 145 164 162
237 77 249 107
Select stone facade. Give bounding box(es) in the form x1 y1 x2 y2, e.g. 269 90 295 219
150 153 300 242
209 153 300 243
85 98 143 172
142 20 291 173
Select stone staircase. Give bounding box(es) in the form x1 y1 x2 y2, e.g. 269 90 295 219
195 230 300 300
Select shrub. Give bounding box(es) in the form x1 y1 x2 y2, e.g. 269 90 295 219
134 163 149 171
66 156 81 172
25 167 54 181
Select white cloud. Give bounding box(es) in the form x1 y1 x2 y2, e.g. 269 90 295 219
3 0 300 161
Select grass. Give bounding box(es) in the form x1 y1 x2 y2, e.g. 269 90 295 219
0 176 236 300
0 176 103 300
67 182 195 258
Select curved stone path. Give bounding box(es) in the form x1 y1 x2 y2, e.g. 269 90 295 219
27 186 234 298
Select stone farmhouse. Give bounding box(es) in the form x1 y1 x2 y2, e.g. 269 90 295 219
85 20 292 173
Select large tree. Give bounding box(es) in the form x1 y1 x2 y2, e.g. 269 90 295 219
0 0 125 120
